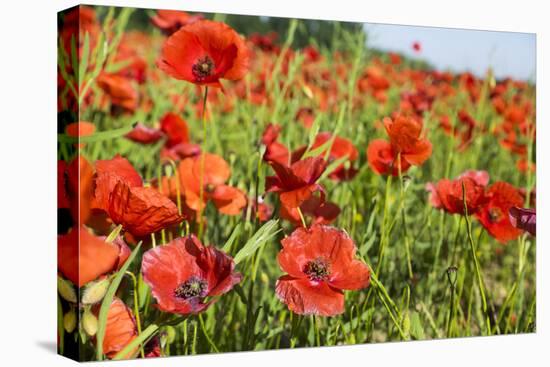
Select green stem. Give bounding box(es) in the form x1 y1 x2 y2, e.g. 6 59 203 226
198 313 219 353
125 271 144 358
198 86 209 239
461 182 491 335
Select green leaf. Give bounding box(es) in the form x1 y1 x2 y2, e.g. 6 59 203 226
96 242 142 361
319 155 349 180
234 220 280 265
78 32 90 88
409 311 425 340
222 223 242 254
112 324 159 360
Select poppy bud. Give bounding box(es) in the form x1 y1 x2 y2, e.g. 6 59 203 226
82 307 98 336
58 276 77 303
81 277 111 305
63 308 77 333
446 266 458 288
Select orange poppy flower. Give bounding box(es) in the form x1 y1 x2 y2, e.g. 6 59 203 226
366 139 411 176
151 9 203 35
94 298 138 359
178 153 246 215
475 182 524 243
157 20 250 88
384 115 432 166
276 225 370 316
57 226 130 287
97 73 138 112
266 156 327 209
141 235 241 315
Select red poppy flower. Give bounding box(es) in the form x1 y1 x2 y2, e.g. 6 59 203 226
308 132 359 181
91 155 183 237
384 115 432 166
151 9 203 35
275 225 370 316
57 226 130 287
280 195 340 227
93 155 143 212
177 153 247 215
476 182 524 243
295 107 315 128
158 20 250 88
160 112 189 148
108 180 184 238
94 298 138 359
262 123 290 165
509 207 536 236
426 176 487 215
367 139 411 176
125 123 164 144
141 235 241 315
97 73 138 112
266 156 327 209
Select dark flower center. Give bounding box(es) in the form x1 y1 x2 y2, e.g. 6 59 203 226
192 56 215 81
174 276 208 299
489 207 503 223
304 257 330 282
205 183 216 193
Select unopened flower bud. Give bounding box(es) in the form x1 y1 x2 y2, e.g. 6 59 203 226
81 278 111 305
82 308 98 336
63 309 77 333
58 276 77 303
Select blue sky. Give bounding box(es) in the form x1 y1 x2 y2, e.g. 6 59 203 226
363 23 536 81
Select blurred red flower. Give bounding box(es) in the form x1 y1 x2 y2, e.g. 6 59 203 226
476 182 524 243
97 73 138 112
367 139 410 176
509 207 536 236
384 115 432 166
151 9 203 35
266 156 327 209
178 153 247 215
426 175 487 215
262 123 290 165
276 225 370 316
412 41 421 52
159 112 201 160
158 20 250 88
125 123 164 144
308 132 359 181
280 195 340 227
141 235 241 315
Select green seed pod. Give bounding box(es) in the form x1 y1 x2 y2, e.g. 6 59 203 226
63 309 77 333
81 278 111 305
165 325 176 344
82 308 98 336
58 276 77 303
260 272 269 284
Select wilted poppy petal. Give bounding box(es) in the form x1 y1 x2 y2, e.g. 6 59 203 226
509 207 536 236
